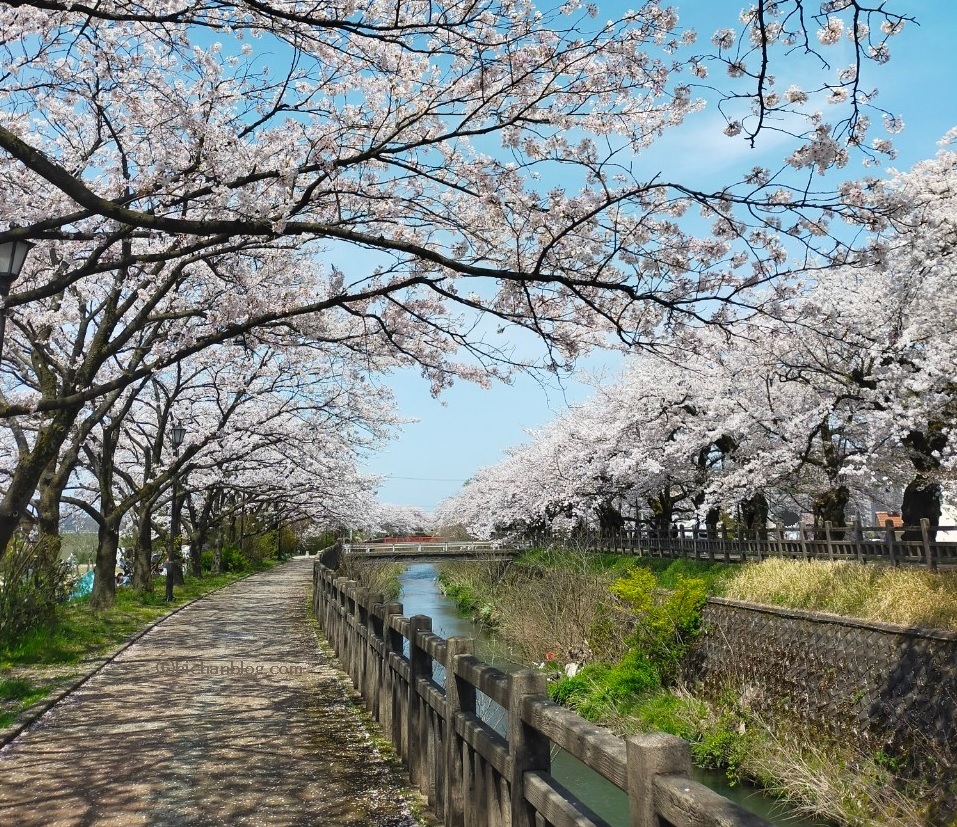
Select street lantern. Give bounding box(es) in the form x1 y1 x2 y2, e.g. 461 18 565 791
166 421 187 601
0 238 34 280
0 238 34 358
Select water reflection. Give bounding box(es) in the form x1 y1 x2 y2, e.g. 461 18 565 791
397 563 827 827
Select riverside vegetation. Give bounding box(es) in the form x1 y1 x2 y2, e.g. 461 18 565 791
435 551 957 827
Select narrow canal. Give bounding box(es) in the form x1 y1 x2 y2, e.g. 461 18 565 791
397 563 826 827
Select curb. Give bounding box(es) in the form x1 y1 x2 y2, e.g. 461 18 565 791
0 567 274 750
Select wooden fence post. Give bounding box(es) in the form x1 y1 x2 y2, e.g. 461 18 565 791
444 637 476 827
921 518 936 572
507 670 550 827
381 602 403 747
885 519 898 567
626 732 692 827
408 615 433 790
825 522 835 562
849 516 864 563
367 593 385 716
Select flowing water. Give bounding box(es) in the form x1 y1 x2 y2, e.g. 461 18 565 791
398 563 828 827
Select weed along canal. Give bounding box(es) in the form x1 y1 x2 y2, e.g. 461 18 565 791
396 563 825 827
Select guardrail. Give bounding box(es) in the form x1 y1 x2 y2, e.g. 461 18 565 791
312 560 771 827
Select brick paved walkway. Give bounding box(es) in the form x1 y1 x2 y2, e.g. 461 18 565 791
0 560 421 826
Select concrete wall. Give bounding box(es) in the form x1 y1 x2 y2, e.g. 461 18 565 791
687 597 957 773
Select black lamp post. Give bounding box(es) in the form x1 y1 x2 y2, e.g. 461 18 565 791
0 238 34 358
166 422 187 602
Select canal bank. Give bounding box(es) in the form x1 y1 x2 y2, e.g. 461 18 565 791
396 563 826 827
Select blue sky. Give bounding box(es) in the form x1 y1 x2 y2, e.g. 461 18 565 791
366 0 957 511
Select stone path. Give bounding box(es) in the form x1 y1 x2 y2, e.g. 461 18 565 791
0 560 422 826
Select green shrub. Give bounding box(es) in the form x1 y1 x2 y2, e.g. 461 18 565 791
612 569 708 683
693 723 753 783
0 536 72 644
219 546 251 573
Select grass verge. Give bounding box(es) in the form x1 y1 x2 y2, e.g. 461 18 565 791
719 558 957 630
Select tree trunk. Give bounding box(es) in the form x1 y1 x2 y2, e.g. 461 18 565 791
705 506 721 539
213 521 224 575
0 408 79 557
901 476 942 541
812 485 849 540
36 457 64 560
901 425 947 542
90 518 121 609
595 500 624 534
647 488 675 536
740 492 769 540
190 524 205 577
132 507 154 593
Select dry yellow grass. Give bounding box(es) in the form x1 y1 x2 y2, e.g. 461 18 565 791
721 559 957 631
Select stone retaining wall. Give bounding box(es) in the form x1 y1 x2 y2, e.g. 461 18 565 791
687 597 957 771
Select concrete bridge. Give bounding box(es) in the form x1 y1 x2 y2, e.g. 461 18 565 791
343 540 522 563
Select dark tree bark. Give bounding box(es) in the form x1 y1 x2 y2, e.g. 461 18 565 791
740 492 769 540
647 487 677 537
595 500 624 534
901 478 942 542
901 425 948 541
90 516 120 609
0 406 81 554
132 505 155 592
812 484 850 539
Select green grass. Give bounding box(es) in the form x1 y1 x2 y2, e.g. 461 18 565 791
0 678 54 732
515 547 637 575
720 558 957 630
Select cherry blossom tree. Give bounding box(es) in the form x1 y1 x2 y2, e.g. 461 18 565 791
0 0 919 556
441 144 957 540
61 335 392 606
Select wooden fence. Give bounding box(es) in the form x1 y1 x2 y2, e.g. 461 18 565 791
541 518 957 570
313 560 771 827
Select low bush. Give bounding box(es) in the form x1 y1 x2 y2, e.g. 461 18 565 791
219 546 252 573
0 536 73 644
612 567 708 683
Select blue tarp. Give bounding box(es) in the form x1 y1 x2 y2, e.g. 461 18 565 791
69 570 94 600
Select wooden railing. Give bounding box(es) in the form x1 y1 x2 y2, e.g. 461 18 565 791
312 560 771 827
537 518 957 570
